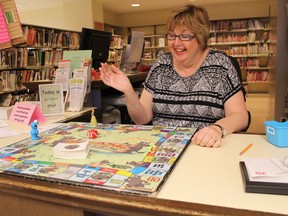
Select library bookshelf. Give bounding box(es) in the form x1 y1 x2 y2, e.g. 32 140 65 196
0 24 80 106
209 17 274 94
129 25 169 64
130 17 274 96
128 17 274 134
107 34 123 65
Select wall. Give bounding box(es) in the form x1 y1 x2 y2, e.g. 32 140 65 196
205 1 269 20
18 7 65 29
18 0 270 30
103 10 117 26
92 1 104 30
105 0 270 27
268 0 288 121
18 0 95 31
62 0 94 31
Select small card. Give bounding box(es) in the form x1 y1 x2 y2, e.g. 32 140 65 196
39 84 65 116
54 140 89 159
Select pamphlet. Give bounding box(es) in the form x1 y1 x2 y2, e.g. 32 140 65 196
67 78 85 112
55 69 70 91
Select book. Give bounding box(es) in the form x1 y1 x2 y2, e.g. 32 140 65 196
158 37 165 47
53 140 90 159
26 28 37 46
240 159 288 195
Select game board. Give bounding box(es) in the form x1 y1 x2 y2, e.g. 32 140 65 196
0 122 197 195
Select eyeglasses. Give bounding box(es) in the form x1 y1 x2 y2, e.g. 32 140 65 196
165 33 196 41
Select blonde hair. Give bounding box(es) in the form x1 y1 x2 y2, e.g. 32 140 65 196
166 4 210 50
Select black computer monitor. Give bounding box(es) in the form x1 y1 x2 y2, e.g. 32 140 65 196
79 28 112 69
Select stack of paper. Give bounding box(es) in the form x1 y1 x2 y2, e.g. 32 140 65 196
240 158 288 195
243 157 288 183
53 140 90 159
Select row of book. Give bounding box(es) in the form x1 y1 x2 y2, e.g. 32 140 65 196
247 58 272 68
247 31 269 43
236 57 271 69
144 37 167 48
209 31 270 44
26 49 63 67
0 70 17 92
225 44 270 56
108 50 122 62
210 19 269 32
225 45 248 56
246 70 269 82
20 68 55 83
142 49 168 61
0 69 55 92
0 48 64 69
23 26 80 49
110 36 123 49
247 44 270 55
0 90 38 107
143 50 153 59
211 34 247 44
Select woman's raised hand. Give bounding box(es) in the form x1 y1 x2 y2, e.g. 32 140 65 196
99 63 132 94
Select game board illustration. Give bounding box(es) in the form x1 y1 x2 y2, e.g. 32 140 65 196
0 122 197 195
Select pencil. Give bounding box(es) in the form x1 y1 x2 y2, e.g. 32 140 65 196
239 143 253 156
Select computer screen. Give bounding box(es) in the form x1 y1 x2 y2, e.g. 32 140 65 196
120 31 145 71
79 28 112 69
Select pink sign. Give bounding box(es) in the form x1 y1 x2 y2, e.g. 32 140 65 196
9 102 46 125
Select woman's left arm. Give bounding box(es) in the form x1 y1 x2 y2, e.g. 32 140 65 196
217 90 249 134
192 91 249 147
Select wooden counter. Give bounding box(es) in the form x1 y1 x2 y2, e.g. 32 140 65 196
0 122 287 216
22 72 148 91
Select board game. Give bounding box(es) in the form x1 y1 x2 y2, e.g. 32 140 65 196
0 122 197 195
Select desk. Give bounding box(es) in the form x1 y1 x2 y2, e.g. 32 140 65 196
22 72 148 122
22 72 148 91
0 107 96 148
0 127 287 215
91 71 147 90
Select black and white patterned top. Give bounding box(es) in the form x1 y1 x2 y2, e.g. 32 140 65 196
143 49 242 128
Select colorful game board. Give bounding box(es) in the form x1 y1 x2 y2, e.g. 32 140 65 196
0 122 197 195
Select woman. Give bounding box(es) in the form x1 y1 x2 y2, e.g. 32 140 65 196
99 4 249 148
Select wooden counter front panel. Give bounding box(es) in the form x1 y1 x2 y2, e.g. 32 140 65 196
0 174 275 216
0 192 82 216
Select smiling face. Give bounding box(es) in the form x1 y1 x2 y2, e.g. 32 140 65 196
167 26 202 68
165 4 210 52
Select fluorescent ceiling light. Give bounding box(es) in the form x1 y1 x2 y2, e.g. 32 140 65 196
131 3 140 7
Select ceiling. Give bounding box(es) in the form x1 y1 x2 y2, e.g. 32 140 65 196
15 0 264 14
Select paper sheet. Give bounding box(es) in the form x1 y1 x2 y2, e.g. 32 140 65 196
0 120 19 138
243 157 288 183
